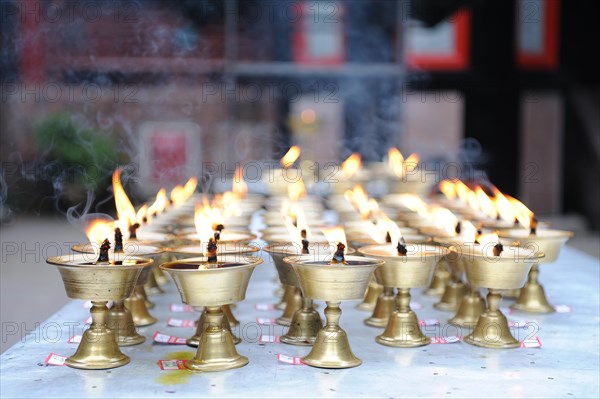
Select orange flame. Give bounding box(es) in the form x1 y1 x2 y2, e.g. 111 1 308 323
475 186 497 219
182 177 197 198
280 146 301 168
194 204 214 254
295 208 311 240
506 195 534 229
112 168 136 231
287 179 306 202
491 186 515 223
341 153 361 179
232 166 247 197
404 153 420 173
85 219 114 258
439 180 457 200
430 206 458 236
148 188 168 217
136 204 148 224
388 147 404 177
170 185 185 206
459 220 479 243
322 226 347 256
387 219 403 248
284 217 303 247
455 180 472 203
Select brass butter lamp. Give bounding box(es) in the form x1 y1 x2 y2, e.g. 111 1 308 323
71 242 163 345
46 253 153 369
160 255 262 372
359 244 446 347
284 253 383 368
462 243 544 348
499 228 573 313
168 243 259 346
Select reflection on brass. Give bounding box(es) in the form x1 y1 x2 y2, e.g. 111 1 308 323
448 286 486 328
280 297 322 346
276 287 302 326
423 260 450 296
364 287 395 328
285 255 383 368
186 307 241 347
107 300 145 346
356 278 383 311
434 257 467 312
377 289 430 347
46 254 152 369
124 286 157 326
160 255 261 372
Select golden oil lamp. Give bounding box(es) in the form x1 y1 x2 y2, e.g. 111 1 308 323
348 220 430 329
461 237 544 348
72 232 163 345
160 254 262 371
46 245 153 369
359 242 446 347
283 249 383 368
498 223 573 313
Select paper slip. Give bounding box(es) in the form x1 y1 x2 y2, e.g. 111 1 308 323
276 353 304 365
555 305 572 313
84 316 92 324
167 318 196 328
170 304 196 313
430 336 462 344
256 317 277 325
259 335 281 344
254 303 276 311
419 319 440 327
521 337 542 348
508 320 533 329
45 353 67 366
68 335 82 344
157 360 187 370
153 331 188 345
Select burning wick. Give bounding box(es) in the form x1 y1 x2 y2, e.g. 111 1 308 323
128 223 140 240
530 216 538 235
397 237 407 256
331 242 347 264
97 239 111 264
385 232 392 243
455 222 461 235
301 229 309 254
142 216 148 224
493 242 504 256
473 229 483 245
206 238 218 263
114 228 123 252
213 224 225 241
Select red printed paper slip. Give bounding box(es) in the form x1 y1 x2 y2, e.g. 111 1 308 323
152 331 188 345
256 317 277 325
431 336 462 344
254 303 276 311
259 335 281 344
167 318 196 328
170 304 196 313
521 337 542 348
555 305 572 313
45 353 67 366
410 301 422 310
419 319 440 327
157 360 187 370
84 316 92 324
276 353 304 365
68 335 82 344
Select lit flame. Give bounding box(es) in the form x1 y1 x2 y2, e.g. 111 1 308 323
322 226 347 257
148 188 168 216
459 220 479 243
284 217 303 247
85 219 114 258
365 220 386 243
404 153 420 173
491 186 515 223
430 206 458 236
194 204 214 255
439 180 457 200
345 185 371 219
287 179 306 202
476 232 501 256
388 147 404 177
232 166 247 197
112 168 136 231
170 185 185 206
467 190 480 211
387 220 403 250
136 204 148 224
220 192 242 217
475 186 497 219
341 153 361 179
183 177 197 198
395 194 429 217
506 195 534 229
281 146 301 168
295 208 311 240
455 180 472 203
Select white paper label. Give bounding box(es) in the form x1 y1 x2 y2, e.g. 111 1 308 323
259 335 281 343
152 331 188 345
167 318 196 328
68 335 82 344
170 304 196 313
521 337 542 348
256 317 277 325
45 353 67 366
276 353 304 365
157 360 187 370
254 303 276 311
